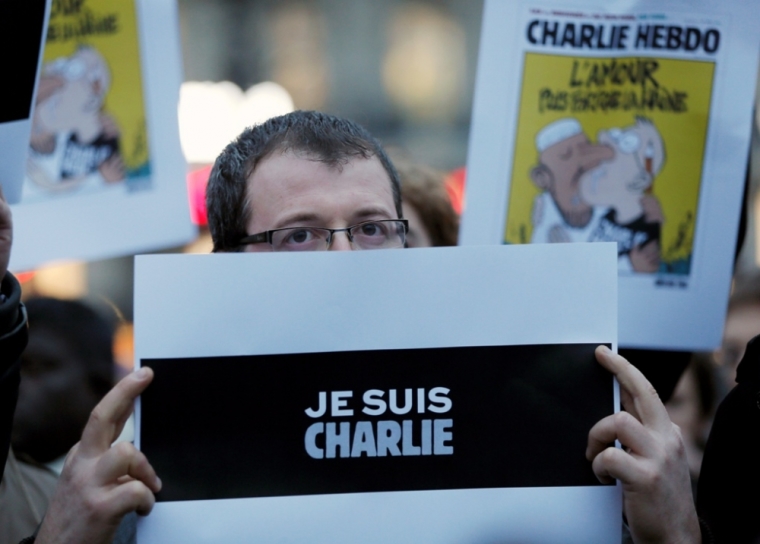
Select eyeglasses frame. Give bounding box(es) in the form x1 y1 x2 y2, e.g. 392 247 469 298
237 219 409 250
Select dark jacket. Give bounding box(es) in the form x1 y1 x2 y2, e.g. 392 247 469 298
0 272 28 481
697 335 760 543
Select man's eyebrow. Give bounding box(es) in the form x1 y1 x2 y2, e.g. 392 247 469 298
352 207 396 220
273 212 323 229
272 207 395 230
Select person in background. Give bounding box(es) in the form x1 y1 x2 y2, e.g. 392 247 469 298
0 186 44 543
391 154 459 248
713 272 760 395
12 298 115 471
14 112 701 544
1 448 58 543
664 354 716 494
698 335 760 543
1 298 115 542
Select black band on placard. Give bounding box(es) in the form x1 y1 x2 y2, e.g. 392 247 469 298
141 343 613 502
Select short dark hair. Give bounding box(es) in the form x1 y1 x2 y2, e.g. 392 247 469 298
207 110 402 252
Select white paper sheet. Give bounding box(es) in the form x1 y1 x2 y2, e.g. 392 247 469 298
134 244 620 543
461 0 760 350
9 0 194 271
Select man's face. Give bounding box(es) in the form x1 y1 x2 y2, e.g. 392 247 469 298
580 125 661 207
38 52 105 132
245 150 398 252
13 327 102 462
539 133 613 221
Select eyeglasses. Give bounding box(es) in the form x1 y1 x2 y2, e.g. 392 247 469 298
238 219 408 252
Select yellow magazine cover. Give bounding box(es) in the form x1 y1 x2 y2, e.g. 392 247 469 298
24 0 150 201
505 53 715 276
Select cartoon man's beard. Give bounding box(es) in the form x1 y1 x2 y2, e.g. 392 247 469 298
560 205 593 228
557 168 593 228
584 167 606 198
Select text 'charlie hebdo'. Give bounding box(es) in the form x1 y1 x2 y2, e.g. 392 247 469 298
304 388 453 459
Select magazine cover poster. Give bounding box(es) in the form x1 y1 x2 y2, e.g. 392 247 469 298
9 0 194 272
24 0 150 202
506 53 715 278
460 1 760 350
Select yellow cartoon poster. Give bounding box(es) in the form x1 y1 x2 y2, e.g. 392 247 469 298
10 0 193 273
462 1 760 351
506 54 714 276
23 0 150 201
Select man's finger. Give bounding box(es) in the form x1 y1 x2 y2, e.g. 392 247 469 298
105 480 157 517
591 446 643 486
586 411 654 461
619 388 640 421
94 442 161 493
79 367 154 456
594 346 671 432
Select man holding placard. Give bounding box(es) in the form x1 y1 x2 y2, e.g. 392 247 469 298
3 112 699 543
206 111 405 255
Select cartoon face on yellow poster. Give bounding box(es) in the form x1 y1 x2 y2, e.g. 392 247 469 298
24 0 150 202
506 53 715 276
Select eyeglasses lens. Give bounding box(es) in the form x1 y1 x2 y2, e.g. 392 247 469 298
350 221 405 250
268 221 406 252
271 228 330 251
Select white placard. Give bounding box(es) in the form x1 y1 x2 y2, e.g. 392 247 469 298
461 0 760 350
134 244 621 543
9 0 194 271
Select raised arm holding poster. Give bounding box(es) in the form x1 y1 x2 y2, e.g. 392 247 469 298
461 0 760 351
134 244 620 543
9 0 194 271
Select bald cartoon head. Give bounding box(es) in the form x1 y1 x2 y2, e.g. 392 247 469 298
36 46 111 135
530 118 614 228
580 117 665 214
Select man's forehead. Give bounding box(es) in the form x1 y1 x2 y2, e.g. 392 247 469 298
542 133 590 157
246 149 389 189
244 149 395 229
552 132 588 148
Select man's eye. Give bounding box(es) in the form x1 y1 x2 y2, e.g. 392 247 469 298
618 132 640 154
274 228 327 251
359 222 385 237
286 229 314 244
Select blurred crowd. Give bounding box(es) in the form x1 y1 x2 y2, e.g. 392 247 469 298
3 142 760 541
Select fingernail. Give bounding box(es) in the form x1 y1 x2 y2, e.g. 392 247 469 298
156 476 162 491
135 367 150 380
599 345 611 354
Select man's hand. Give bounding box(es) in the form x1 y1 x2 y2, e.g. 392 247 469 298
99 154 125 183
36 368 161 544
0 186 12 279
640 195 665 224
629 239 660 273
587 346 700 544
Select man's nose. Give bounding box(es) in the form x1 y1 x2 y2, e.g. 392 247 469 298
579 143 614 168
328 231 353 251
